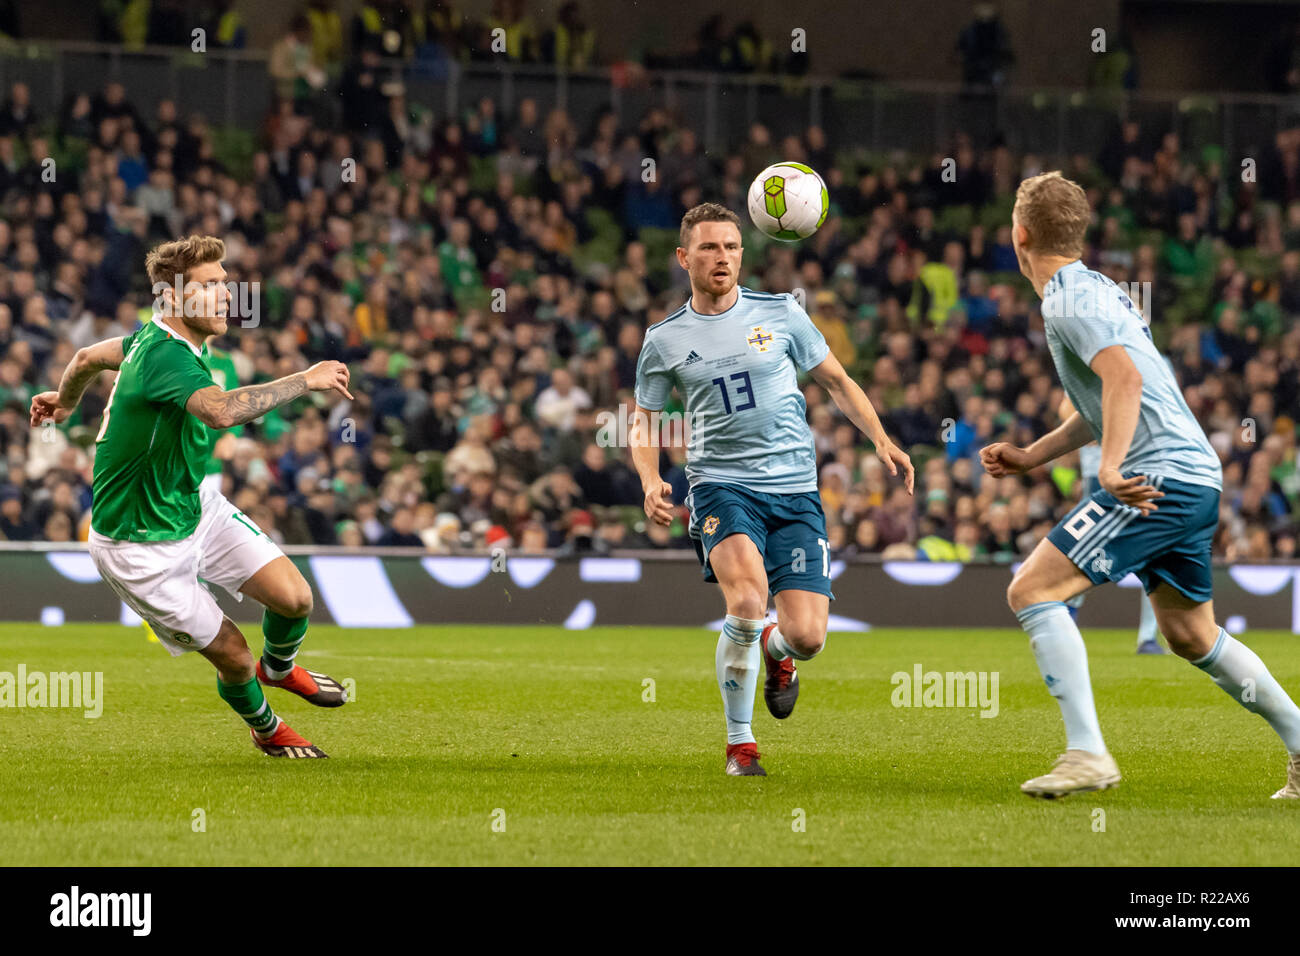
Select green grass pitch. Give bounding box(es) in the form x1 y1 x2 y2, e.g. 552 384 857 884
2 622 1297 865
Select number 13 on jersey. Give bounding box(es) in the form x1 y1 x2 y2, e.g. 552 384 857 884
711 371 756 414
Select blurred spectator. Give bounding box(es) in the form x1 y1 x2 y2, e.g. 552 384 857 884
212 0 247 49
543 2 595 69
306 0 343 71
957 3 1014 87
0 83 34 139
270 15 328 109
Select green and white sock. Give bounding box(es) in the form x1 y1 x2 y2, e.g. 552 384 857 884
261 609 308 680
1193 628 1300 754
217 675 280 737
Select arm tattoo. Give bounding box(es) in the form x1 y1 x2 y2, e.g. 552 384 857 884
58 362 106 411
58 338 127 410
190 372 309 428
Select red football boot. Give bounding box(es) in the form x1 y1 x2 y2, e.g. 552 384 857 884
725 743 767 776
257 661 348 707
250 722 328 758
759 623 800 719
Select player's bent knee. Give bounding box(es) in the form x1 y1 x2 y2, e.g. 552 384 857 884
286 586 313 619
1006 570 1061 613
1006 576 1031 612
786 627 825 657
270 583 313 619
1161 625 1213 660
728 587 767 622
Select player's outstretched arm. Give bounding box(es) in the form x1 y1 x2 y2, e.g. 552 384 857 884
810 352 915 495
187 361 353 429
980 411 1094 477
629 403 674 526
30 337 128 427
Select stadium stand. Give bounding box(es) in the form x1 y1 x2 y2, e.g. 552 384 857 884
1 7 1298 564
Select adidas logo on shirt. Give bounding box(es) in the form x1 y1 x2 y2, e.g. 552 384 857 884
683 350 703 366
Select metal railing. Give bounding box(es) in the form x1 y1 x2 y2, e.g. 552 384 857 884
1 40 1298 159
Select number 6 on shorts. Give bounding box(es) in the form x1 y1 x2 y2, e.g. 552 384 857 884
1063 500 1107 540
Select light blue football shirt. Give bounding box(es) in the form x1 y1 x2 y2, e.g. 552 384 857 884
635 288 830 493
1042 260 1221 491
1078 442 1101 480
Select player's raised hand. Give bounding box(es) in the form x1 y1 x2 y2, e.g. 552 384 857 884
1099 466 1164 516
642 480 675 527
876 439 915 495
304 361 353 400
979 442 1033 478
30 391 71 428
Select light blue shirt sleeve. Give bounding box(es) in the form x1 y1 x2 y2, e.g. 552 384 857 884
1051 302 1129 367
784 296 831 372
634 334 673 411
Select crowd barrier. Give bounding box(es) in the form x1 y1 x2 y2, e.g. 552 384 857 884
0 42 1293 159
1 546 1297 632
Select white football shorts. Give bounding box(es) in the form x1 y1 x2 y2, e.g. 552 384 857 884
88 484 284 656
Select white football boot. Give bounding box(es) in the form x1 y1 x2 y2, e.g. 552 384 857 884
1270 754 1300 799
1021 749 1121 799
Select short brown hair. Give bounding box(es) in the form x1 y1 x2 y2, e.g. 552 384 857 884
145 235 225 287
679 203 741 249
1013 172 1090 258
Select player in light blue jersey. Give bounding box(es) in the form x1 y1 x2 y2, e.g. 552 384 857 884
981 172 1300 799
1059 397 1163 654
632 203 914 777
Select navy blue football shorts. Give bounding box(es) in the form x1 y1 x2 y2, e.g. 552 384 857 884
687 481 835 599
1047 474 1219 604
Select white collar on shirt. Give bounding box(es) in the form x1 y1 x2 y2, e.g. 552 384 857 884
151 312 205 358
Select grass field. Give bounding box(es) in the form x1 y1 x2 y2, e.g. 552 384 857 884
2 622 1297 866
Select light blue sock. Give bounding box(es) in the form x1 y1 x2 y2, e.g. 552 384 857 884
717 615 763 745
1192 628 1300 754
1015 601 1107 755
1137 595 1159 648
767 625 820 662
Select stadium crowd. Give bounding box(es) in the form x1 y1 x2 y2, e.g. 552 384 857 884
1 59 1299 562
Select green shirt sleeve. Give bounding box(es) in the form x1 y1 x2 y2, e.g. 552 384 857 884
142 340 214 410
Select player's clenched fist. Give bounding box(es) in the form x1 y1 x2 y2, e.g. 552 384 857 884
979 441 1034 477
642 480 674 527
30 391 71 428
304 361 354 399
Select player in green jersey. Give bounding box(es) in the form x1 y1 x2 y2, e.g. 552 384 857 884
30 236 353 758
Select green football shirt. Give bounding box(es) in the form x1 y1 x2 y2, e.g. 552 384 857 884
91 317 216 541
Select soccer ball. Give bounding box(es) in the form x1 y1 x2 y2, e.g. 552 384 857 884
747 162 829 241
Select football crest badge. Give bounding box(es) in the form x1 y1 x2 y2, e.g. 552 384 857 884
746 327 774 352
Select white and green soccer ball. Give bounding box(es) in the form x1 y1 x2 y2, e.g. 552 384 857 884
746 162 829 241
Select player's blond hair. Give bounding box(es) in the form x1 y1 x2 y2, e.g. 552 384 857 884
145 235 225 287
1013 172 1090 258
679 203 741 249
